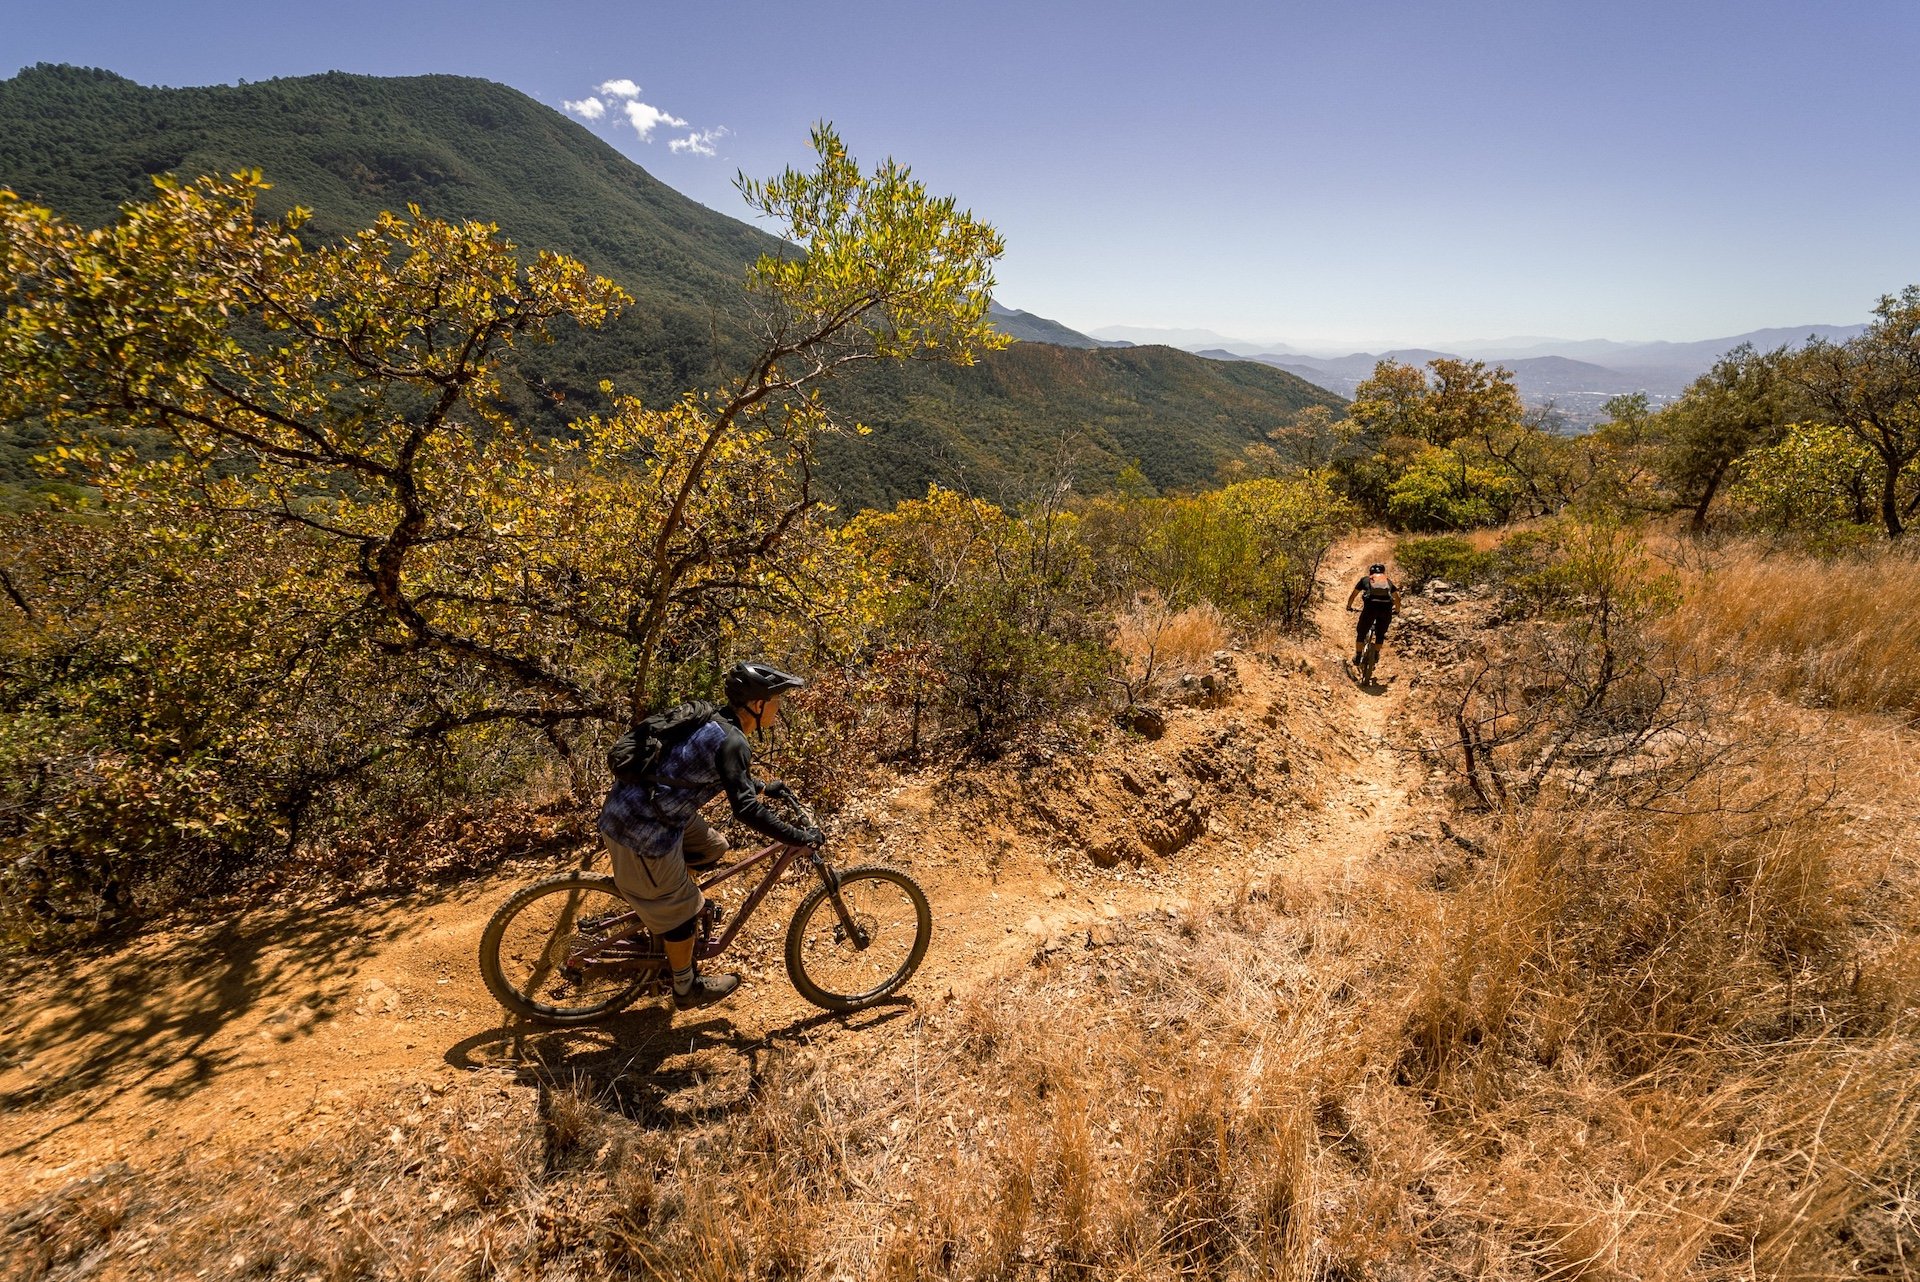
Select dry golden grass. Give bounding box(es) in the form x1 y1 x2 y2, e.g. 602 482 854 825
15 728 1913 1281
1666 542 1920 722
1111 596 1232 694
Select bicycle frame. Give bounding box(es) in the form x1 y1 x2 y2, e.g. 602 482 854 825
575 838 858 967
691 839 818 962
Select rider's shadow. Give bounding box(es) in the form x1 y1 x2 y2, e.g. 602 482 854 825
443 1000 912 1129
1349 667 1398 696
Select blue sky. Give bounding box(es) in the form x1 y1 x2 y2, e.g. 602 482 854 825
6 0 1918 346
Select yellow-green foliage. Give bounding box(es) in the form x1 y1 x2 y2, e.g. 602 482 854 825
1385 443 1522 530
1392 534 1494 587
1729 420 1881 545
1079 473 1357 629
846 486 1107 750
0 132 1015 932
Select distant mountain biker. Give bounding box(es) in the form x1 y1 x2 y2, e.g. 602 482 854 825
1345 563 1400 668
597 662 823 1010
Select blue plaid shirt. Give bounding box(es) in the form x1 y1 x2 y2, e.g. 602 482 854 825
597 719 730 857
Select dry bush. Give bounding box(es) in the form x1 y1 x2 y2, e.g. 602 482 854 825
1407 737 1869 1086
1666 542 1920 722
1110 596 1232 700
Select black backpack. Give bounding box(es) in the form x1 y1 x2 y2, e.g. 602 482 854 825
606 700 719 785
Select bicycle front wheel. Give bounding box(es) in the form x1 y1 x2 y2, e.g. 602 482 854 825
785 865 932 1012
479 874 661 1025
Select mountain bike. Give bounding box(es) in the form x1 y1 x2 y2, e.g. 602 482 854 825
1355 638 1381 686
478 804 931 1025
1345 605 1383 687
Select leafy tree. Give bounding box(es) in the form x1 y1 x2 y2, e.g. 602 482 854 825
1788 286 1920 538
1424 358 1527 448
1349 357 1524 448
1658 343 1792 532
0 127 1007 923
1347 359 1431 443
1385 445 1521 530
1078 474 1357 629
1 127 1007 725
1582 392 1664 511
846 486 1104 752
1730 420 1879 542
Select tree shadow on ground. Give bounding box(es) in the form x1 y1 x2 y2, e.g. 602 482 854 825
0 881 485 1160
444 999 916 1129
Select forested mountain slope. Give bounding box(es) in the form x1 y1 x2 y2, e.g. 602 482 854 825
0 65 1341 506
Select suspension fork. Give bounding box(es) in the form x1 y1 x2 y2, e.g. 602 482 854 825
810 852 871 950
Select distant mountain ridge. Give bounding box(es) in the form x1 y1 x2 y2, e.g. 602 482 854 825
985 302 1127 349
0 64 1340 507
1174 323 1869 426
1096 323 1868 376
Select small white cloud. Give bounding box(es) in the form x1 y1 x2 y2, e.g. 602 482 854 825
668 126 730 157
563 95 607 121
624 100 688 141
598 78 642 99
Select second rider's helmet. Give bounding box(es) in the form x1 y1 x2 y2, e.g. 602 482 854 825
1369 563 1386 574
724 661 807 706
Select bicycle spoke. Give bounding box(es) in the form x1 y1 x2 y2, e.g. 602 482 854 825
787 868 930 1009
485 879 659 1020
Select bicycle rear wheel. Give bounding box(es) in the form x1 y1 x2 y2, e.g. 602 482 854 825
479 874 662 1025
784 865 932 1012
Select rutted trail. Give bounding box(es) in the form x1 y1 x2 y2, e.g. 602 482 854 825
0 539 1431 1195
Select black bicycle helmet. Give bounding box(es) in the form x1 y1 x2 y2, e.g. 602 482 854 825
1369 563 1386 573
724 661 807 706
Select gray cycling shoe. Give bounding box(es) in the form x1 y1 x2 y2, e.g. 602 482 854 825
671 972 742 1010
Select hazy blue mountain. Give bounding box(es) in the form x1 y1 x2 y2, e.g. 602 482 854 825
1088 325 1297 353
1183 320 1876 427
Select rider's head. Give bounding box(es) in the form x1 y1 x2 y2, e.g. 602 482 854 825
724 661 807 732
1369 563 1386 574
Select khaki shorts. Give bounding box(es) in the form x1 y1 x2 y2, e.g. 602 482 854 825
603 815 731 936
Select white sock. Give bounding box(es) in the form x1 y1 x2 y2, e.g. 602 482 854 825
672 963 696 995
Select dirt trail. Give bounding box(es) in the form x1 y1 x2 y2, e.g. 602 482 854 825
0 538 1429 1195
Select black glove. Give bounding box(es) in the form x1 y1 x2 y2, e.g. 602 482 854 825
799 826 826 848
763 780 796 803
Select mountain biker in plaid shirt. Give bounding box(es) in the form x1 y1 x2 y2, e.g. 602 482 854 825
598 662 820 1010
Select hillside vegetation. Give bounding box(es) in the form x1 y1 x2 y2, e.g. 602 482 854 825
0 64 1341 507
3 72 1918 1281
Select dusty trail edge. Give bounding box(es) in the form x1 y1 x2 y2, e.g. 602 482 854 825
0 537 1430 1193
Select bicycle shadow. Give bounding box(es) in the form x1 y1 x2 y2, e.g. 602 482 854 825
1342 659 1399 696
442 999 914 1128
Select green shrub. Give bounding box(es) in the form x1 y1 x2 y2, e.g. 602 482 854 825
1393 535 1493 588
1384 445 1521 531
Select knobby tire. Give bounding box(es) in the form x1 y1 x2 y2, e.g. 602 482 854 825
478 873 659 1026
785 865 933 1012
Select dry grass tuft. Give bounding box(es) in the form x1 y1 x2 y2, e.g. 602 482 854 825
1667 542 1920 721
1111 596 1232 695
